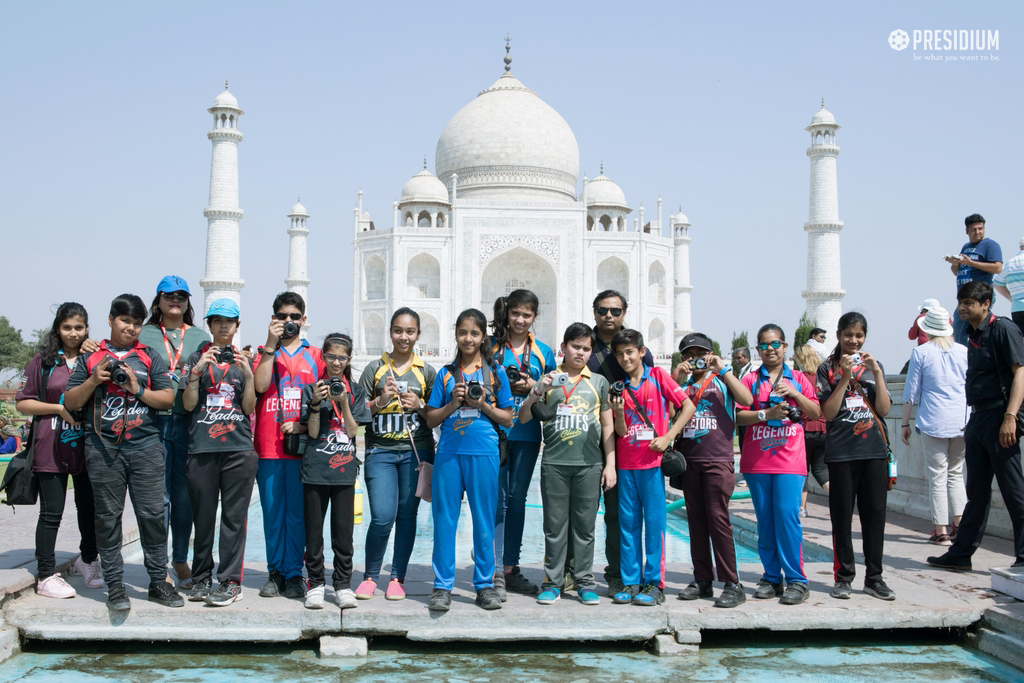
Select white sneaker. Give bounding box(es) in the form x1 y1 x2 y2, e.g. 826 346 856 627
336 588 357 609
305 584 325 610
37 573 76 599
75 556 104 589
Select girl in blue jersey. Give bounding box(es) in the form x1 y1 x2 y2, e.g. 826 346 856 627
426 309 514 612
490 289 556 597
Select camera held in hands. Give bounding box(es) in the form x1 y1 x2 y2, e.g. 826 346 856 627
767 394 803 424
505 364 522 383
216 347 235 364
849 352 862 365
394 380 408 394
608 381 625 399
328 377 346 397
282 321 300 339
692 358 708 371
107 359 131 386
466 380 485 401
550 372 570 387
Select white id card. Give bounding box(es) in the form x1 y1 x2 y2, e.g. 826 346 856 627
336 431 351 444
283 387 301 401
459 407 480 419
637 428 655 441
556 403 574 417
206 394 226 408
682 427 696 439
846 395 866 410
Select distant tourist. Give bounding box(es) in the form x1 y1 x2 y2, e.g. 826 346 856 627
806 328 829 359
945 213 1003 344
929 282 1024 572
737 324 820 605
901 306 967 547
732 347 753 380
994 237 1024 336
908 299 941 346
818 313 895 601
16 303 101 599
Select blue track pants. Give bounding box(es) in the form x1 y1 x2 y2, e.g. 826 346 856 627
617 467 666 588
256 458 305 579
745 472 807 585
432 451 500 591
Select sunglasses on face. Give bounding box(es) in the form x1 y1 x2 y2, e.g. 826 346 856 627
757 340 784 350
275 313 303 321
324 354 349 363
162 292 188 303
596 307 623 317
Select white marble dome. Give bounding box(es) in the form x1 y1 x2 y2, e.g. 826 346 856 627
289 200 308 216
811 106 835 125
435 72 580 201
400 168 450 205
586 173 627 208
214 88 239 109
672 211 690 225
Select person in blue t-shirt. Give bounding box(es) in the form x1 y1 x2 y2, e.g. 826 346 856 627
946 213 1003 344
426 308 514 612
490 288 556 598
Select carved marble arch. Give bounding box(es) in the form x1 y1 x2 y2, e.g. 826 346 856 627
417 210 432 227
406 252 441 299
404 212 414 227
587 215 594 231
648 260 666 306
364 313 385 356
596 256 629 301
418 312 440 356
480 246 557 347
365 255 386 300
648 317 666 355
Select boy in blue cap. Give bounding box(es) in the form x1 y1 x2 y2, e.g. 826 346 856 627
179 298 257 606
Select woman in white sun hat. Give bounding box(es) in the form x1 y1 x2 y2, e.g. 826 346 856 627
901 306 968 545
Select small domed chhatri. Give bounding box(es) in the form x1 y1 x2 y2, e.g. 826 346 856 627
213 81 239 109
585 171 628 209
400 167 451 205
810 99 835 125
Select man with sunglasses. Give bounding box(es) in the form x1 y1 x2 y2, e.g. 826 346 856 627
252 292 325 600
584 290 653 597
139 275 211 590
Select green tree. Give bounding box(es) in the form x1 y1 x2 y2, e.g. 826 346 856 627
731 330 749 352
0 317 34 383
670 351 682 370
794 312 816 349
711 340 722 357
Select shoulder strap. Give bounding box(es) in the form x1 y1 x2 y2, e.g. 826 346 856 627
25 364 54 467
582 377 602 419
623 382 659 435
272 357 285 424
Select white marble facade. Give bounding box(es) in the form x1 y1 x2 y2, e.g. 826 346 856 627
350 54 692 369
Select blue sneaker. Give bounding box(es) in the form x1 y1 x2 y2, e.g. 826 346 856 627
632 583 664 606
536 588 560 605
579 589 600 605
612 584 640 604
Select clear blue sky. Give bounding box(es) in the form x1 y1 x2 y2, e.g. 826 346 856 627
1 1 1020 370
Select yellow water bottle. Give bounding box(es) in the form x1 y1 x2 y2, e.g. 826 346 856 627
354 479 363 525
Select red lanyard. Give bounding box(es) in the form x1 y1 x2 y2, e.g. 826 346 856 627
206 361 231 394
505 336 532 372
562 373 585 401
329 377 352 433
687 375 716 405
160 323 188 374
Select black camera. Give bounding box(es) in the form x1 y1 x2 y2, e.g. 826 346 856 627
328 377 346 397
216 347 235 364
505 364 522 383
609 381 625 399
693 358 708 370
784 405 803 423
107 359 131 385
466 380 485 401
282 321 300 339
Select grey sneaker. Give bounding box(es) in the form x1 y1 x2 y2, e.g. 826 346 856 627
148 581 184 608
605 576 623 598
831 581 853 600
283 575 306 599
475 587 502 610
259 570 285 597
188 578 212 602
678 581 713 600
428 588 451 612
206 581 243 606
504 567 539 595
492 573 508 602
754 578 784 599
612 584 640 604
780 582 810 605
107 583 131 612
864 579 896 601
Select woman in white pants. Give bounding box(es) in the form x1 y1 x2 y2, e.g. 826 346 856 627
901 306 967 546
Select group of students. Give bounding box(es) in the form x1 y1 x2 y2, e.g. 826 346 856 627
16 275 899 613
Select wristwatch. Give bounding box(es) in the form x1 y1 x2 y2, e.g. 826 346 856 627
757 409 766 422
719 364 732 377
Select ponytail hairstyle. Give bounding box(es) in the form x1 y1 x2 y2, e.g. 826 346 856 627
38 302 89 367
829 312 868 368
452 308 496 369
490 289 540 348
322 333 354 383
110 294 148 323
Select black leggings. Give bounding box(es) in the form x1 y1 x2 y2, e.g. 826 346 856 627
804 432 829 490
303 484 355 590
36 471 98 579
828 458 888 583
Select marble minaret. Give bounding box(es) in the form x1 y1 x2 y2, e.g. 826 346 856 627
285 199 310 337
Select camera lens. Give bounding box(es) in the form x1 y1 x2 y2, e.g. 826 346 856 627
217 348 235 364
505 365 521 383
609 381 624 398
282 321 299 338
467 382 483 400
329 378 345 396
694 358 707 370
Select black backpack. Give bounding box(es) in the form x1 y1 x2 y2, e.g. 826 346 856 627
1 364 52 507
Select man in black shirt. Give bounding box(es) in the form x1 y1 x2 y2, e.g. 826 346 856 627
928 282 1024 571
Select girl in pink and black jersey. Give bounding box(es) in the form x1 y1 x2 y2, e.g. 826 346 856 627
736 324 820 606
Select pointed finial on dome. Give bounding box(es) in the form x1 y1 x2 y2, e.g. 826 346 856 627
504 34 512 72
423 156 428 170
225 79 229 90
821 97 825 109
297 196 300 203
600 161 604 175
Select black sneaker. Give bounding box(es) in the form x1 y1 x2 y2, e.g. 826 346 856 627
926 553 972 571
505 567 539 595
864 579 896 601
429 588 452 612
612 584 640 604
678 581 713 601
714 582 746 608
148 581 184 608
779 582 809 605
107 583 131 612
188 578 212 602
206 581 243 606
492 573 508 602
831 581 853 599
475 587 503 610
753 578 784 599
283 575 306 599
259 570 286 597
1011 560 1024 568
632 583 664 606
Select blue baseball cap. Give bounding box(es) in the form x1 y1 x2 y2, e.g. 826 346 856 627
156 275 191 295
206 298 240 320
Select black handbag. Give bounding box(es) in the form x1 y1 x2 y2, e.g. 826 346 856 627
622 383 687 477
1 364 53 507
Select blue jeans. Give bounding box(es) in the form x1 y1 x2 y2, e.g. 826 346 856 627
362 446 429 582
494 439 541 570
745 472 807 585
159 413 193 565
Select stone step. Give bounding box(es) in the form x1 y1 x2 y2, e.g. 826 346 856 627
983 603 1024 642
969 627 1024 672
990 567 1024 601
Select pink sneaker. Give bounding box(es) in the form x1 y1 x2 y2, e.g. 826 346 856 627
37 574 76 599
385 579 406 601
355 579 377 600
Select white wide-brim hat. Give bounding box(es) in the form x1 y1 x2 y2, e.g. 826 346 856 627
919 298 940 313
919 306 953 337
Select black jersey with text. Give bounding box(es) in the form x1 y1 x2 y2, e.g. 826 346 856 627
816 361 888 463
300 380 372 486
179 346 254 454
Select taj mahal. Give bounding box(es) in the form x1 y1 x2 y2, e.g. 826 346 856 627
197 44 845 368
